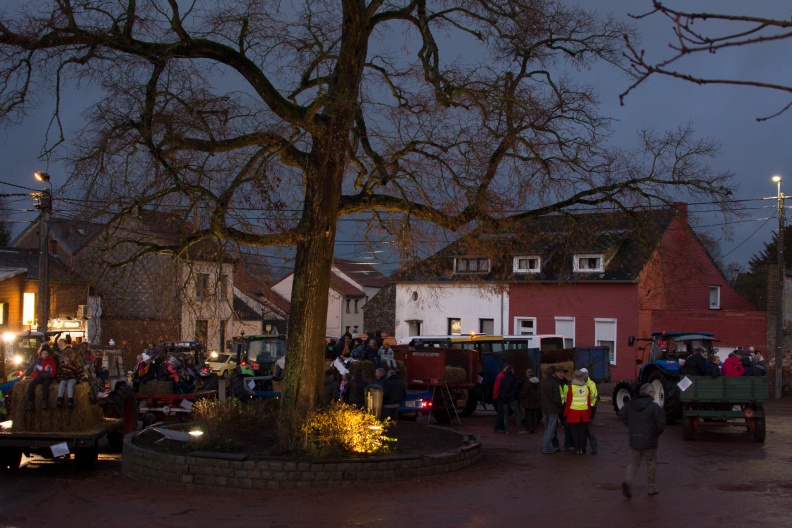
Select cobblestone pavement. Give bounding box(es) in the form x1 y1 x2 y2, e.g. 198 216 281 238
1 396 792 528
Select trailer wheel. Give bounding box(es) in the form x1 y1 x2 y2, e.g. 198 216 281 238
612 381 638 414
101 382 137 451
460 389 478 417
0 448 22 471
682 416 696 441
74 445 98 471
753 412 766 443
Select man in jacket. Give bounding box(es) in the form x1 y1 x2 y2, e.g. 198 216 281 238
540 365 564 453
618 383 666 498
496 365 521 433
381 370 407 422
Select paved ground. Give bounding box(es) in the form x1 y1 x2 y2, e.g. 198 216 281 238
2 395 792 528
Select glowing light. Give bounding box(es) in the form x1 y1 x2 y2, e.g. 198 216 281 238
12 355 24 366
3 332 14 343
22 292 35 326
188 430 204 437
0 420 12 429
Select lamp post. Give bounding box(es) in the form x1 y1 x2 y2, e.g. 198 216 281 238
773 175 784 399
34 171 52 336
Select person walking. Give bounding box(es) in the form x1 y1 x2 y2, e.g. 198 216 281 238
519 368 541 433
497 365 521 433
563 370 592 454
619 383 666 498
540 365 563 453
492 365 508 433
580 368 599 454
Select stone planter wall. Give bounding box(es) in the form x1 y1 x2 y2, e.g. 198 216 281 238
122 431 481 490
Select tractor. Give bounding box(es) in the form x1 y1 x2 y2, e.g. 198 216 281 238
227 333 287 400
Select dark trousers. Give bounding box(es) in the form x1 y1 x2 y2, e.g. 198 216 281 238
523 408 541 431
27 377 51 402
494 400 506 431
569 420 589 452
559 415 572 448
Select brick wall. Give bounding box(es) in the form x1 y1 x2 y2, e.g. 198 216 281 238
363 284 395 336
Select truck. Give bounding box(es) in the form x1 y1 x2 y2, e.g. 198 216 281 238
612 331 719 423
679 375 769 442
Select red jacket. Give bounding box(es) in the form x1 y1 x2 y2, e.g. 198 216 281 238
722 356 744 377
28 356 57 380
492 370 505 400
563 383 591 423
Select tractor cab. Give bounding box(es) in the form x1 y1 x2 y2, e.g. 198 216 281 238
647 332 718 364
229 334 287 377
1 331 46 383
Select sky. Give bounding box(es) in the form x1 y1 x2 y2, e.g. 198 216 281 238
1 1 791 272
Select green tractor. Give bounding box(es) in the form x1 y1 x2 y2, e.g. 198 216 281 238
227 334 287 400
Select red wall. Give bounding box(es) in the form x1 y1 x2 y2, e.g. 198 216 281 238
509 282 639 381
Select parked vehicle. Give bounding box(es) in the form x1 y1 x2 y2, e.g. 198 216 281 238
227 334 287 399
1 331 46 383
205 351 237 379
612 331 719 423
680 375 769 442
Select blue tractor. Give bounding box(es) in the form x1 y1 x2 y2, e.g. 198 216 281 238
612 331 719 423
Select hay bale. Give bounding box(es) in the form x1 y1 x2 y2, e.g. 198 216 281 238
349 360 376 384
138 380 173 395
444 366 467 383
9 380 105 433
542 361 574 380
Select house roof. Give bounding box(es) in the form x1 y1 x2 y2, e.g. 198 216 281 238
0 247 86 284
233 294 265 320
392 207 679 283
333 258 389 288
330 271 365 297
234 266 291 315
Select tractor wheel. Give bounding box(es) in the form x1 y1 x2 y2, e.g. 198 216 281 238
682 416 696 441
199 374 219 392
754 412 766 443
74 445 98 471
229 370 249 400
101 382 137 451
612 381 638 414
142 412 157 428
0 448 22 471
431 392 453 424
646 371 681 424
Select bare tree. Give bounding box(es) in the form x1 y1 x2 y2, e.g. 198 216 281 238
0 0 736 444
621 1 792 120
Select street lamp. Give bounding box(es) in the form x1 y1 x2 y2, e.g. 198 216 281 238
34 171 52 336
773 175 784 399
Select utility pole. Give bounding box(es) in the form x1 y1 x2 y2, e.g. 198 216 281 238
773 175 784 399
34 172 52 335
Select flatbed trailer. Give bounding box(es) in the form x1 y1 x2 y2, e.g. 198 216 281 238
679 376 769 442
0 418 123 470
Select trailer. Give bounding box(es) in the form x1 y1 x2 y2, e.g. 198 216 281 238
0 418 124 470
679 375 769 442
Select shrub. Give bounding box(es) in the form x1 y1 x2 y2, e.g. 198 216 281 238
302 402 395 457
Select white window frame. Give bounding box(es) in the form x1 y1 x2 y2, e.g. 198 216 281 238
454 257 491 274
573 254 604 273
513 317 537 336
513 256 541 274
595 318 617 364
709 286 721 310
555 317 575 348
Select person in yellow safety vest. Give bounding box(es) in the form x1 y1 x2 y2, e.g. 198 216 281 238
581 368 599 454
563 369 592 454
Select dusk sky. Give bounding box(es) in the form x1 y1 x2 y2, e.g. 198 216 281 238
1 1 791 272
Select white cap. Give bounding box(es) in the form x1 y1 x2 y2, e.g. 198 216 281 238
580 368 588 373
142 353 151 362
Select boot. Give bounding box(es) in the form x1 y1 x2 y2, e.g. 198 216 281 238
56 397 64 408
25 401 34 411
41 399 49 411
67 398 74 409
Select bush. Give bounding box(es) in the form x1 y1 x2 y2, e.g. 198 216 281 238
192 398 278 451
302 402 395 457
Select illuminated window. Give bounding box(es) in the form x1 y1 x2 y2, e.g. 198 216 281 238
23 292 36 326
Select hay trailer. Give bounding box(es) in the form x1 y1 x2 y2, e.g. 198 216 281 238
401 348 480 424
679 375 770 442
0 380 137 471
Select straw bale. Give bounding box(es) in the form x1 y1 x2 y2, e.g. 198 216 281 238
444 366 468 383
349 360 376 384
542 360 574 380
9 380 105 433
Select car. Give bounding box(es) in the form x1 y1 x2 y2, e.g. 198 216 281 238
205 351 237 378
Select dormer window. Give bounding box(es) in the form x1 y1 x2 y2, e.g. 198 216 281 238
514 256 541 273
455 257 490 274
574 254 604 273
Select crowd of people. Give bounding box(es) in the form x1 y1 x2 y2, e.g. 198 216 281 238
131 343 209 394
680 346 767 378
22 338 107 411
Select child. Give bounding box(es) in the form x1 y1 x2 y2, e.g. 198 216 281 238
378 342 398 370
25 344 57 411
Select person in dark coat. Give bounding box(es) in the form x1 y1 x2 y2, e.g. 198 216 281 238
323 369 339 405
540 365 564 453
704 354 721 378
381 370 407 422
681 347 708 376
496 365 521 433
519 368 541 433
343 368 368 408
618 383 666 498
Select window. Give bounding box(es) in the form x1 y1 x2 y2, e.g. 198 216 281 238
0 302 7 326
411 291 419 301
407 320 422 336
195 320 209 343
448 318 462 335
346 299 351 314
555 317 575 348
195 273 209 301
595 318 617 364
479 318 495 335
514 317 536 336
709 286 721 309
220 275 228 297
574 254 604 273
513 256 541 273
454 257 490 274
23 292 35 325
354 299 359 314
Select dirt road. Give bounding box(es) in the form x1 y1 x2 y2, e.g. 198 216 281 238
2 402 791 528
